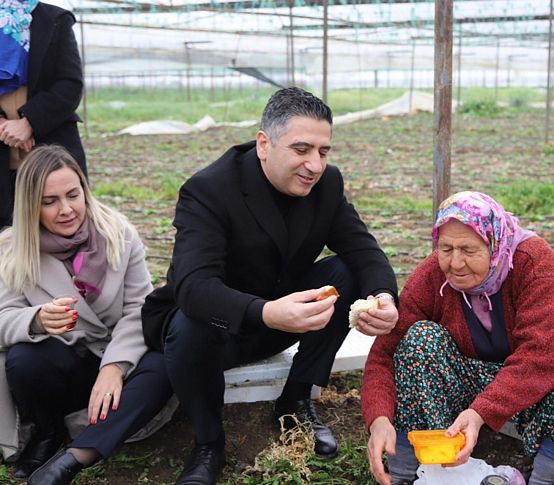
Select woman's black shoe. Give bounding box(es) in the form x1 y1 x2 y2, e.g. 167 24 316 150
13 433 64 478
27 450 83 485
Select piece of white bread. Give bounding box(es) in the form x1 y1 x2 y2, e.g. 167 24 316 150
348 298 380 328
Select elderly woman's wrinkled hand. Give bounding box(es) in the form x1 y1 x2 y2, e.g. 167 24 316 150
36 296 79 334
446 408 485 465
367 416 396 485
356 295 398 336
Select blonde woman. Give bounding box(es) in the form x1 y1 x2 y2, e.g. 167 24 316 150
0 145 171 485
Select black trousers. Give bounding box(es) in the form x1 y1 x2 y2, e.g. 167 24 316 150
164 256 358 445
5 338 172 457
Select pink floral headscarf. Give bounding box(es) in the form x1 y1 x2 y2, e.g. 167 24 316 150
432 191 536 297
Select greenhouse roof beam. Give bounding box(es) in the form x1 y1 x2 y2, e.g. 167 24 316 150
287 14 551 31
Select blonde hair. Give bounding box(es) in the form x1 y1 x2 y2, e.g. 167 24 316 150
0 145 129 293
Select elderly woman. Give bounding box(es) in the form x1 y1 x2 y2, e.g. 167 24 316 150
0 146 172 485
362 191 554 485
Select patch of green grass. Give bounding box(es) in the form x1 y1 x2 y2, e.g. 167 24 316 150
460 87 545 106
541 143 554 156
509 92 530 108
73 461 106 483
228 436 375 485
383 246 398 258
93 181 157 201
0 464 17 484
356 194 432 212
328 88 406 114
107 451 156 469
307 437 376 484
157 174 185 200
154 218 173 235
459 99 501 117
238 456 307 484
81 86 549 136
491 180 554 216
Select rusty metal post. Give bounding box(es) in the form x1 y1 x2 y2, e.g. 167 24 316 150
322 0 328 103
79 15 88 137
546 0 553 143
433 0 453 219
456 23 462 117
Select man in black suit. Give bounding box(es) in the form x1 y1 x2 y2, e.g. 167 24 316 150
142 87 399 485
0 1 86 228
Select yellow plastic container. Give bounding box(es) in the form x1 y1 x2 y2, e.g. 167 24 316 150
407 430 465 464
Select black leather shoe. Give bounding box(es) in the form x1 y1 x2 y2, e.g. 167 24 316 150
176 444 226 485
13 433 64 478
27 449 83 485
274 398 339 458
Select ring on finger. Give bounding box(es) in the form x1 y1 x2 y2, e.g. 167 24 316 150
104 392 112 398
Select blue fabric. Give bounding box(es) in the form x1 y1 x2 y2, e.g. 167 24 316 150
396 431 410 447
388 432 418 485
539 437 554 459
0 0 39 94
0 36 29 94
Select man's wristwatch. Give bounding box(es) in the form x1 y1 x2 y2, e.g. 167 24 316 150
375 293 395 305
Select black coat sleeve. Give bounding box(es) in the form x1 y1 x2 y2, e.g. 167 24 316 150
325 169 398 301
19 11 83 138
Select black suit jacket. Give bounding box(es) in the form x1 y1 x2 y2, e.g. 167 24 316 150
0 2 86 225
142 141 397 351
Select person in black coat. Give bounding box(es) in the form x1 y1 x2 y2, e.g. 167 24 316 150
142 87 399 485
0 1 87 229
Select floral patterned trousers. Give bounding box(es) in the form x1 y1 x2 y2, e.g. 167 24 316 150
392 320 554 457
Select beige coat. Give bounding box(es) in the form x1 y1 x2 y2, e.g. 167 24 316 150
0 225 152 459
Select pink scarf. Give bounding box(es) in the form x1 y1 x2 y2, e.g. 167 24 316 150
432 191 535 331
40 217 107 303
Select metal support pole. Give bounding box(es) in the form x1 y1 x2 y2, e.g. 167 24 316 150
546 0 553 143
322 0 328 103
507 56 511 88
433 0 453 219
289 4 295 86
286 34 290 85
185 43 191 102
409 40 415 112
387 52 391 88
495 39 500 101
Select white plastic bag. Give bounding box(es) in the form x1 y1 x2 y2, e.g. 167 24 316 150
413 457 526 485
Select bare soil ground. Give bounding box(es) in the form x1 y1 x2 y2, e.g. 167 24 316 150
7 110 552 484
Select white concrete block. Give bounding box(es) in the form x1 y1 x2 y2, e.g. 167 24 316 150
223 329 374 403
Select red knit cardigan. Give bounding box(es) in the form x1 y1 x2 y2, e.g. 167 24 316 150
361 237 554 432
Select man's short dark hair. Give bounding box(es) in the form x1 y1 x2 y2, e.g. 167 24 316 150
260 87 333 143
